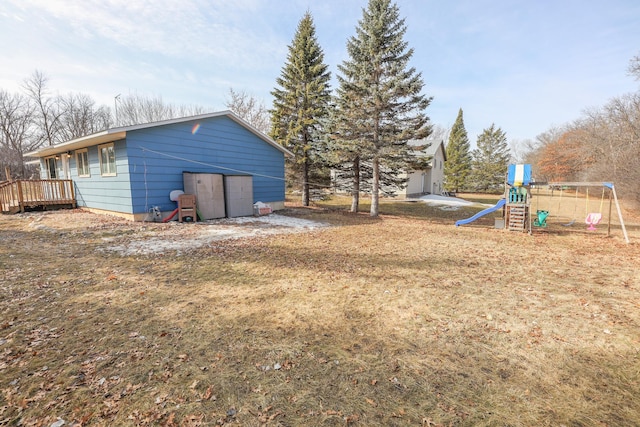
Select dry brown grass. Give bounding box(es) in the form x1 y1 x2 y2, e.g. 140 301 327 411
1 197 639 426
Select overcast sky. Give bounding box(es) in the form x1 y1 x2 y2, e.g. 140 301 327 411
1 0 639 145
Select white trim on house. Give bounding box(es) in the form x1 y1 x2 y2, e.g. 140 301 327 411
98 143 117 176
76 149 90 177
27 131 126 158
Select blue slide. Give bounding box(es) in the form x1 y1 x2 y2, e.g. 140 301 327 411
455 199 506 227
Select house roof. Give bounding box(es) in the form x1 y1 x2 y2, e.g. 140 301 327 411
408 139 447 162
25 110 293 158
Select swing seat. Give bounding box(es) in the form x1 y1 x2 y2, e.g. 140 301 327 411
534 210 549 227
585 212 602 231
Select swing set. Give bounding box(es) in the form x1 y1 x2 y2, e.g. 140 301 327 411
533 181 629 243
556 186 578 226
461 164 630 243
584 187 605 231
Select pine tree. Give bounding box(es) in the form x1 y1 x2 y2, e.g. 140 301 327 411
332 0 431 216
444 108 471 193
270 12 331 206
470 124 511 192
324 104 364 212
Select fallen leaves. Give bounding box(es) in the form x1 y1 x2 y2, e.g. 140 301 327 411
2 207 640 426
202 386 215 401
253 405 284 424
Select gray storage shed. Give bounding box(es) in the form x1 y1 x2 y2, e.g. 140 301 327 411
224 175 254 217
183 172 226 220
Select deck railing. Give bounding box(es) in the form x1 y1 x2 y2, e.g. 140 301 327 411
0 179 76 213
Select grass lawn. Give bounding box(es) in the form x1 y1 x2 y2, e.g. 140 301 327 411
1 195 639 426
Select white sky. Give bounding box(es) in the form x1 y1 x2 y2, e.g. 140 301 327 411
1 0 639 145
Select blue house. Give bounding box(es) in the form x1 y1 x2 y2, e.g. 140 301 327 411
25 111 292 221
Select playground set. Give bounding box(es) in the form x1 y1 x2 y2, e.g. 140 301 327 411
455 164 630 244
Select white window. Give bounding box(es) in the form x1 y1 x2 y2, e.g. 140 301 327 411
99 143 116 176
76 149 90 177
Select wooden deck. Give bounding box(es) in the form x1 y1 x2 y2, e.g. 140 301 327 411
0 179 76 214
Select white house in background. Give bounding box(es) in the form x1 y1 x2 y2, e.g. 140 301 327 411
398 139 447 198
330 139 447 198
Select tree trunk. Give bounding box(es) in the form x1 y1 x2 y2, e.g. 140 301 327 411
19 152 26 179
370 156 379 217
302 157 310 206
350 156 360 212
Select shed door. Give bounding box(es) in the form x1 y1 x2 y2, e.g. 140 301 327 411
224 176 254 217
183 172 226 220
194 174 225 219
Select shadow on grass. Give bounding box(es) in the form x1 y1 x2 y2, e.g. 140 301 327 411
306 195 636 241
2 208 639 425
307 195 500 226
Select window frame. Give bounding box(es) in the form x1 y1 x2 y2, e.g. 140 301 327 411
98 143 117 177
76 149 90 177
44 156 57 179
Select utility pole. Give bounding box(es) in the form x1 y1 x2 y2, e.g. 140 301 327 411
114 94 121 126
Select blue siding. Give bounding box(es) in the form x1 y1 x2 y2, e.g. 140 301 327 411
44 115 286 216
70 140 134 213
125 116 286 214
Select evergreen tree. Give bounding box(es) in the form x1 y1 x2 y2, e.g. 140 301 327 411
470 124 511 192
270 12 331 206
324 104 364 212
332 0 431 216
444 108 471 192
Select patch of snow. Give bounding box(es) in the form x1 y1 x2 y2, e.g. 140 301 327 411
219 213 328 229
410 194 476 210
102 213 330 256
29 223 56 232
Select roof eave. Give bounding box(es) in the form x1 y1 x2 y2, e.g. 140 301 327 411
24 130 127 158
24 110 294 158
224 111 294 157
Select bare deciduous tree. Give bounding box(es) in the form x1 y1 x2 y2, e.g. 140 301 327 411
509 139 533 164
524 93 640 206
225 88 270 135
116 93 171 126
58 92 112 141
0 90 38 178
522 127 563 181
4 71 214 178
629 54 640 81
115 92 207 126
22 70 63 146
580 93 640 203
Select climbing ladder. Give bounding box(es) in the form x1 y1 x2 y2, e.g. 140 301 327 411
506 204 528 232
505 180 530 233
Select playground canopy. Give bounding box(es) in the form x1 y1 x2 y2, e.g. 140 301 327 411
507 164 532 187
